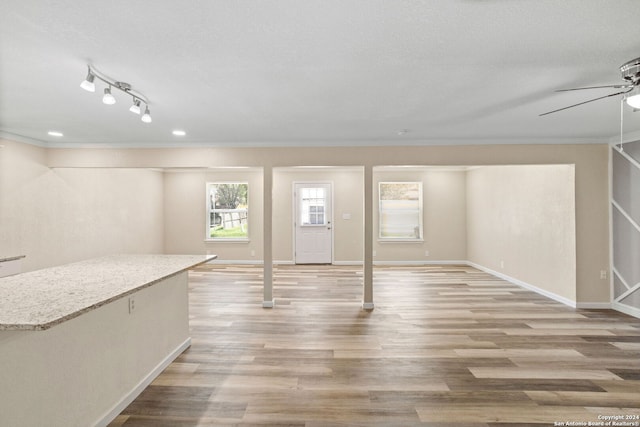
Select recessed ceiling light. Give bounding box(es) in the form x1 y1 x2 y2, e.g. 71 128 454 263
48 131 63 137
172 130 186 136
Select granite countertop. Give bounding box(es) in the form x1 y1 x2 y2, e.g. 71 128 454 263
0 254 216 331
0 255 26 262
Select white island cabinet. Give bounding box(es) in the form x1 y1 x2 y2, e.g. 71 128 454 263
0 254 216 427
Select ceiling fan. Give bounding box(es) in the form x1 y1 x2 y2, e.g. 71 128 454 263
540 57 640 116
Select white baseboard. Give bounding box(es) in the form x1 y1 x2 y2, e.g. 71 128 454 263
612 302 640 319
274 260 363 266
576 302 612 310
466 261 577 308
96 337 191 427
262 299 275 308
214 260 467 267
373 260 467 266
208 259 264 265
209 260 358 267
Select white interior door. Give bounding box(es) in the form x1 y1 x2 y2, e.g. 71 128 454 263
294 183 332 264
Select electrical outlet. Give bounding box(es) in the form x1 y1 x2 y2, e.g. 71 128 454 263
250 249 256 257
372 250 377 257
424 250 430 257
500 260 505 269
128 296 136 314
600 270 608 280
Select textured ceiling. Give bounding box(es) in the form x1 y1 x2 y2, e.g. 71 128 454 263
2 0 640 148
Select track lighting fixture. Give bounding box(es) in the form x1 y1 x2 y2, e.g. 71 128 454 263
80 65 152 123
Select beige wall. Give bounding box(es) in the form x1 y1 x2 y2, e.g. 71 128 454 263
163 166 466 265
373 167 467 262
23 141 611 303
466 165 577 302
163 168 264 262
273 167 364 263
0 139 164 272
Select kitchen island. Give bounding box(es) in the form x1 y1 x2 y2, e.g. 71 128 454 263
0 254 216 427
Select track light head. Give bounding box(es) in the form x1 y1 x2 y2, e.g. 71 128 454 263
141 106 152 123
80 71 96 92
129 98 141 114
102 86 116 105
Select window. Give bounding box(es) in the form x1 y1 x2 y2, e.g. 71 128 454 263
300 187 326 225
379 182 423 240
206 182 248 240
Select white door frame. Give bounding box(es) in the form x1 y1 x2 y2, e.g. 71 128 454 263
292 181 334 264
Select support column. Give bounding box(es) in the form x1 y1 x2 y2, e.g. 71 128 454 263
263 165 274 308
363 164 374 310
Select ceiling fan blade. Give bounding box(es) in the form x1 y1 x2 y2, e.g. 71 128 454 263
539 89 633 116
555 84 632 92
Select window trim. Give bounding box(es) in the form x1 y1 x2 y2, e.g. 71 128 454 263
205 181 250 242
378 181 424 242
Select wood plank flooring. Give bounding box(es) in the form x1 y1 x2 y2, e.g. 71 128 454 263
109 264 640 426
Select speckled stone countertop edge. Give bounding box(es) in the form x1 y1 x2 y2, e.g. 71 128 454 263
0 254 216 332
12 270 185 331
0 255 26 263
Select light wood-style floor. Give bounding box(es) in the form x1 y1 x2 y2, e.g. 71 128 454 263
109 264 640 426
